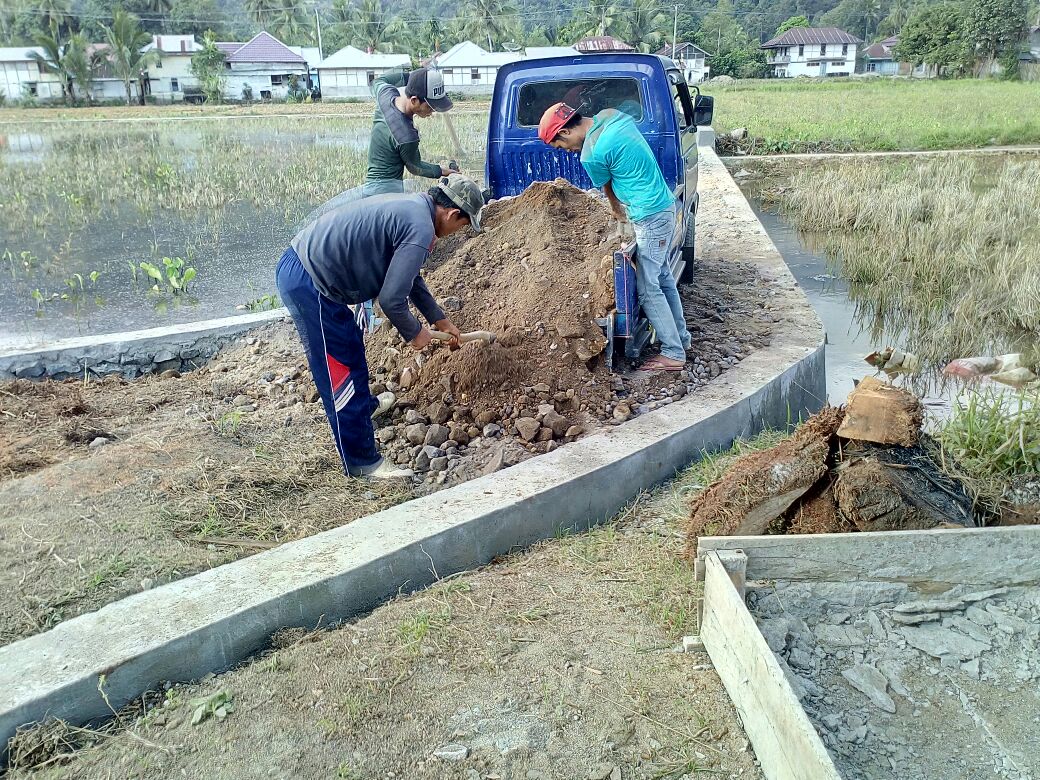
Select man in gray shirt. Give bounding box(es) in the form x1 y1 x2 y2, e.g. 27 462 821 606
276 174 485 480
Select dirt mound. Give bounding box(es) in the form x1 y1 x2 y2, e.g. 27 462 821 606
366 179 617 425
686 406 846 543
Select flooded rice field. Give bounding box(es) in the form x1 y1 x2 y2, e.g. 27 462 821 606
0 114 488 349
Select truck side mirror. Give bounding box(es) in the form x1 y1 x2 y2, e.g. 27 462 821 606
694 93 714 127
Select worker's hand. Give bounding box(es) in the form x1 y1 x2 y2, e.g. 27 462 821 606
433 317 462 349
410 327 433 350
439 164 455 177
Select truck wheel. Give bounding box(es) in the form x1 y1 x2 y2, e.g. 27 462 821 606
680 212 696 283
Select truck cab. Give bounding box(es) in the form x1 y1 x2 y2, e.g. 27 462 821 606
485 53 714 364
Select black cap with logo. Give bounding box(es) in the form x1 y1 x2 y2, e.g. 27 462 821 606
405 67 453 112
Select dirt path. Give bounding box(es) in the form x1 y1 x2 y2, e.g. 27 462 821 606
7 460 769 780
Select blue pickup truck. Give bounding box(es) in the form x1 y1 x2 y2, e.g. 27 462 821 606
485 53 714 364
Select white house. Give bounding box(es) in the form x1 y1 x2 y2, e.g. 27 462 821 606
426 42 579 96
0 47 64 102
657 41 711 83
761 27 861 78
430 41 520 95
219 32 312 100
143 34 203 101
316 45 410 99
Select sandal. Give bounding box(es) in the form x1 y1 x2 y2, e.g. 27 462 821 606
638 356 685 372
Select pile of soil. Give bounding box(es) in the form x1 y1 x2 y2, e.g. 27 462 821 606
0 179 776 644
367 180 617 428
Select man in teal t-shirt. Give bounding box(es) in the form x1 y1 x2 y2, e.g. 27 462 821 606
538 102 691 372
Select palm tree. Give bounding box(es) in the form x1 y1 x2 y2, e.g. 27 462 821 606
62 33 102 104
859 0 885 39
103 9 156 105
625 0 669 51
338 0 402 53
272 5 309 44
575 0 625 38
36 0 71 35
462 0 518 50
878 0 911 35
28 30 73 103
244 0 281 29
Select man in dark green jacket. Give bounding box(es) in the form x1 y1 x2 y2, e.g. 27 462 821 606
364 67 455 196
299 67 455 226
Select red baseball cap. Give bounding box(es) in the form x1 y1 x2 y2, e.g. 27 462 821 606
538 102 577 144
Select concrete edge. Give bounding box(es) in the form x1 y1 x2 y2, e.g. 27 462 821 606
0 146 827 754
697 526 1040 587
0 309 287 381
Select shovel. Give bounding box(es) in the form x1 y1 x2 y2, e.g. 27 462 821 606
430 330 497 347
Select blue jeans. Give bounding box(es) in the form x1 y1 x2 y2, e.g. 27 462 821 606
276 247 380 475
633 205 690 362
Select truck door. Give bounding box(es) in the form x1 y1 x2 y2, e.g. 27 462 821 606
668 69 697 252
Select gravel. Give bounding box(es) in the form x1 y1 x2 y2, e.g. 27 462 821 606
749 580 1040 780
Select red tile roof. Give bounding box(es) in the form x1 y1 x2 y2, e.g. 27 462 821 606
227 31 305 64
575 36 634 52
864 36 899 60
762 27 862 48
216 41 245 56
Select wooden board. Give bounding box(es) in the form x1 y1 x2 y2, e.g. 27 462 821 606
700 552 842 780
696 526 1040 586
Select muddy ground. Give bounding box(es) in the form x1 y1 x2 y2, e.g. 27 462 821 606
0 234 774 647
7 456 773 780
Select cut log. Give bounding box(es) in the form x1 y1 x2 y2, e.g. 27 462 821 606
837 376 923 447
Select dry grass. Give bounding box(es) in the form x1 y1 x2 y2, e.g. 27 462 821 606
779 156 1040 380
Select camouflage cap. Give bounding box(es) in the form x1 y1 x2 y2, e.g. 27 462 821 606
436 172 485 232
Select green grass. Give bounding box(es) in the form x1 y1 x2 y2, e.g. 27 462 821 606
704 79 1040 153
939 388 1040 481
777 155 1040 376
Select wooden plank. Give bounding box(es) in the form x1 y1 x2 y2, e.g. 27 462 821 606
700 552 842 780
697 526 1040 586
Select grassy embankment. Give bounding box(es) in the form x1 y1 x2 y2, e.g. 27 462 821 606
704 79 1040 153
779 154 1040 490
6 433 782 777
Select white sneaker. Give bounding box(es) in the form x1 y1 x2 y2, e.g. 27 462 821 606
349 457 413 480
371 391 396 420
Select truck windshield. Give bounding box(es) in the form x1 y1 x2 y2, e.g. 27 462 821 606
517 78 643 126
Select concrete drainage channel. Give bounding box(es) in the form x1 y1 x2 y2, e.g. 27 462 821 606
0 146 827 758
0 309 287 381
694 527 1040 780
